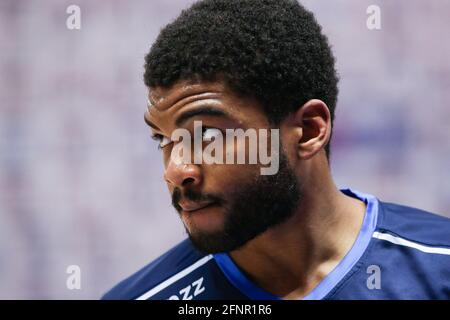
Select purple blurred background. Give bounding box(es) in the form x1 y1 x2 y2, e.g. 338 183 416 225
0 0 449 299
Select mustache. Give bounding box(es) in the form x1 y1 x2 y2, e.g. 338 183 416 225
171 187 223 212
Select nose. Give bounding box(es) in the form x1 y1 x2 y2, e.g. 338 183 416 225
164 159 202 188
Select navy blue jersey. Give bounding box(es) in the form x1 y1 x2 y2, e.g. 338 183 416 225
102 189 450 300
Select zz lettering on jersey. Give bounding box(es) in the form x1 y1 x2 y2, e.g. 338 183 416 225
168 277 206 300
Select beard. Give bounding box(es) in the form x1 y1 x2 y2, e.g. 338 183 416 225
171 148 301 254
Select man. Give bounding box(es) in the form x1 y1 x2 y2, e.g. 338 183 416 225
103 0 450 299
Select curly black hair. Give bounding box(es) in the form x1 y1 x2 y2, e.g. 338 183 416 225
144 0 339 159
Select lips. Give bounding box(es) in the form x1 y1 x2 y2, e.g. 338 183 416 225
178 199 215 212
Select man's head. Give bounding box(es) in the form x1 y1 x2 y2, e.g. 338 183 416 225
143 0 338 253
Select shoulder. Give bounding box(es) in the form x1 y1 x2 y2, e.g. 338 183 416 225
330 198 450 299
101 238 211 300
376 200 450 248
366 201 450 298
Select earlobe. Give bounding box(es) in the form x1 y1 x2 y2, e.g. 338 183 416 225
295 99 331 160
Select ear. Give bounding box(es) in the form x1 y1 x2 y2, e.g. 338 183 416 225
294 99 332 160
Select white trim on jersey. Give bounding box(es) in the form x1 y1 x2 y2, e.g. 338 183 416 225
373 231 450 256
135 254 214 300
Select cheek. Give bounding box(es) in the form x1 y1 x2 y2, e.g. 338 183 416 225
202 136 268 189
202 162 260 192
162 147 172 168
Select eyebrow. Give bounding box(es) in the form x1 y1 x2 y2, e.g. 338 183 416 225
144 114 159 130
175 106 230 127
144 105 232 131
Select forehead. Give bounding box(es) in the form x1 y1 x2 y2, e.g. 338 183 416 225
147 80 226 111
146 79 269 128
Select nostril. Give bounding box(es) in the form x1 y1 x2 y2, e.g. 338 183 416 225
182 177 195 186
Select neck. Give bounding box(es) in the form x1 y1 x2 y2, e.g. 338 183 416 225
228 162 366 299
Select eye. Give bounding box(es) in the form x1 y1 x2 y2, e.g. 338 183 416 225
151 134 172 149
202 127 222 141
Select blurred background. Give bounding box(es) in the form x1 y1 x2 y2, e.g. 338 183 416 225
0 0 449 299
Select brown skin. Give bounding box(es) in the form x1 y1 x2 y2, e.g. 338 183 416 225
144 79 366 299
